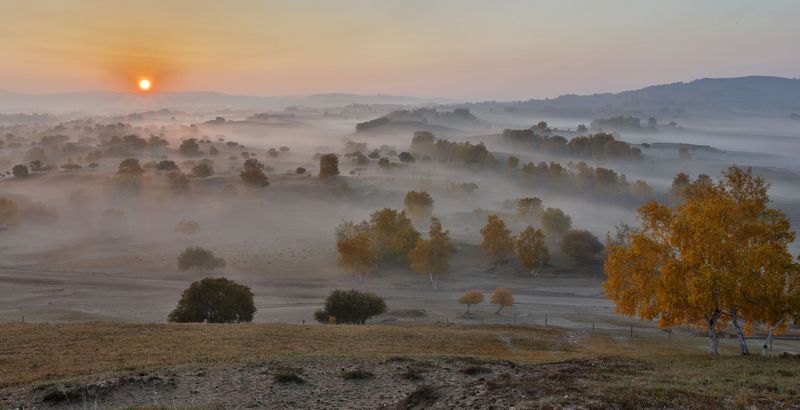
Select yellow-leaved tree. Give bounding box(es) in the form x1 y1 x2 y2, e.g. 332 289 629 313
515 226 549 275
336 221 379 281
480 214 514 263
604 167 799 355
409 217 455 289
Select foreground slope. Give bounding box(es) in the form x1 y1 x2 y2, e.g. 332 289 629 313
1 322 799 409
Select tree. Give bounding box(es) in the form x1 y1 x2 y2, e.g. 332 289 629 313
118 158 144 174
516 197 543 222
336 221 379 281
319 153 339 177
507 156 519 169
191 162 214 178
561 230 603 263
409 217 455 289
491 288 514 314
12 164 29 178
167 277 255 323
516 226 549 275
604 167 799 355
459 289 484 314
398 152 416 164
179 138 201 156
0 197 20 227
178 246 226 272
240 158 269 186
157 160 178 171
315 289 387 324
403 191 434 223
540 207 572 239
368 208 419 265
480 214 514 262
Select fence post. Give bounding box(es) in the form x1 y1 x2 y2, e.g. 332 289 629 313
545 314 548 328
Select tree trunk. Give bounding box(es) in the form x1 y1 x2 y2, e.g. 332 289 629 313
708 310 721 355
767 315 787 351
731 308 750 355
466 304 471 314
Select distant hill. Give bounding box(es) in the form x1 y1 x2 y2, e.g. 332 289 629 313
355 107 492 134
475 76 800 118
0 90 448 113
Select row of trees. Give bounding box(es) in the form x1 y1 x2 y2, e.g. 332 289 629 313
604 167 800 355
502 129 642 160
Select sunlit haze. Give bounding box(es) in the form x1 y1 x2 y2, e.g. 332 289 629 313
1 0 798 99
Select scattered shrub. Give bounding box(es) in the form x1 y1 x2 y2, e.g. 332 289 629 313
167 277 255 323
315 289 387 324
178 246 226 272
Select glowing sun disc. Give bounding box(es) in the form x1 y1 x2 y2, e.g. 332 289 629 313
138 79 152 91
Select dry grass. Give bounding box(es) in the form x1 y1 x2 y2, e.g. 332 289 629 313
0 322 577 388
1 321 799 407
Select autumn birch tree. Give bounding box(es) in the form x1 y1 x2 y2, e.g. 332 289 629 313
336 221 379 281
409 217 455 289
516 226 549 275
604 167 798 355
480 214 514 263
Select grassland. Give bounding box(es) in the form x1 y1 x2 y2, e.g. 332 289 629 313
1 322 799 408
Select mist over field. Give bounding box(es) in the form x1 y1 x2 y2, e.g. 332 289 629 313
2 2 800 406
1 77 799 328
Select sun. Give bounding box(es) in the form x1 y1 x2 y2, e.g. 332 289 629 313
138 79 152 91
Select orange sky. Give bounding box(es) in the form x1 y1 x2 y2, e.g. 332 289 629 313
1 0 798 99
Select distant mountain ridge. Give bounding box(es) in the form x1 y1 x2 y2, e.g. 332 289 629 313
488 76 800 117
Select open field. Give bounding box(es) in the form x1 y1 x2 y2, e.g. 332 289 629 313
1 322 799 408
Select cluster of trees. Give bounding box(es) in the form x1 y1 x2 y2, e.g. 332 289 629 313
605 167 800 355
410 132 495 167
516 160 654 202
480 209 604 271
336 205 455 289
502 129 642 160
458 288 515 314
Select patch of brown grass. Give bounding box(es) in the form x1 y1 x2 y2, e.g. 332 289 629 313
0 322 573 388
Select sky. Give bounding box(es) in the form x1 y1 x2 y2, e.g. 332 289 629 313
1 0 798 100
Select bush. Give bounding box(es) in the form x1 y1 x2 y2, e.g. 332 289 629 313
178 246 226 272
315 289 387 324
179 138 201 156
240 159 269 186
157 160 178 171
118 158 144 174
561 229 604 263
191 162 214 178
296 167 306 174
319 153 339 177
167 277 255 323
12 164 29 178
